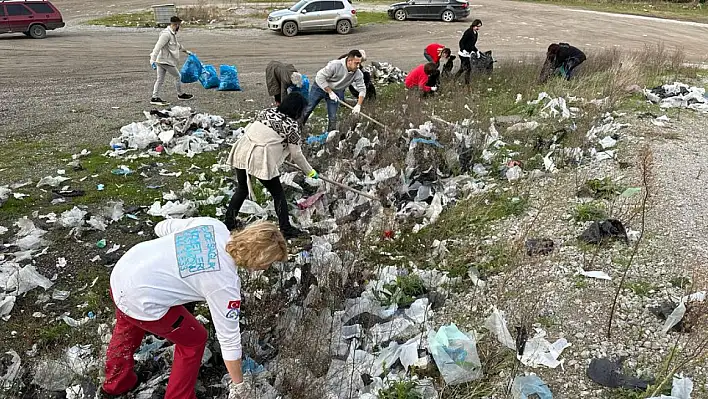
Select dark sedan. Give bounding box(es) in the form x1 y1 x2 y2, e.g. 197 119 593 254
388 0 470 22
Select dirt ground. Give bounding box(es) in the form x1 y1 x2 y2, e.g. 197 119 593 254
1 0 707 159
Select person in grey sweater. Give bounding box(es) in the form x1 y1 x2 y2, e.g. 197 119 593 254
302 49 366 133
149 16 193 106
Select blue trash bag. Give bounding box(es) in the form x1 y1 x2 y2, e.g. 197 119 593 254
199 64 220 89
180 54 203 84
218 64 242 91
288 74 310 103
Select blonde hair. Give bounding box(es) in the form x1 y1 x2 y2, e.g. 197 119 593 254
225 221 288 269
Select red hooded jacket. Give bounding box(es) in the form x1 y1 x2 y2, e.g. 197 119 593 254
425 43 445 64
405 64 433 92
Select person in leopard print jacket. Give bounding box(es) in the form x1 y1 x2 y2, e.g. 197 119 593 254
225 92 317 239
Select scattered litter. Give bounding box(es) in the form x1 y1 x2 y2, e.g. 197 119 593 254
106 244 121 254
36 176 70 188
579 219 628 244
484 307 516 350
96 239 107 249
0 350 21 389
599 136 617 149
147 200 197 219
58 207 87 228
579 270 612 280
518 328 570 369
507 121 540 133
587 357 652 390
647 375 693 399
32 345 97 391
53 290 71 301
3 265 54 296
428 324 482 385
511 375 553 399
645 82 708 113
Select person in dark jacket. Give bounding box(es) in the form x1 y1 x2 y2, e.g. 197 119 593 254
539 43 586 83
266 61 303 105
455 19 483 84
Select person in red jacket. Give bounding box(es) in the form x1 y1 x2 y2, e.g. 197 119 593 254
405 63 439 97
424 43 451 66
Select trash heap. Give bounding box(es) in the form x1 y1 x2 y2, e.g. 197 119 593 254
109 106 228 157
644 82 708 113
367 62 407 85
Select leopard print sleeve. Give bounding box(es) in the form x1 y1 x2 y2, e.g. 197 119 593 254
256 108 301 145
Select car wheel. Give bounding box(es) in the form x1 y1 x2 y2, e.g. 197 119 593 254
394 9 407 21
29 24 47 39
282 21 298 37
441 10 455 22
336 19 351 35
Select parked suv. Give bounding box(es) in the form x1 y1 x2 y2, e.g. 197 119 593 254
0 0 64 39
267 0 358 37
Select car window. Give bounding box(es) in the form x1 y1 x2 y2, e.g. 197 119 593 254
27 3 55 13
0 6 5 17
303 1 322 12
6 4 32 16
323 1 345 10
290 0 308 11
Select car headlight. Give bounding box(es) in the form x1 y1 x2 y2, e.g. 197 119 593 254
269 16 282 22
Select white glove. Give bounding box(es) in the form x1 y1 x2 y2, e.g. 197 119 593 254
475 51 481 58
328 91 339 102
430 87 438 92
352 104 361 115
228 381 251 399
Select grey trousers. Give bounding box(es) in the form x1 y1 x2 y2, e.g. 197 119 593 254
152 63 183 97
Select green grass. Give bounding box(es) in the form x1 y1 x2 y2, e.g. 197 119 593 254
625 280 656 297
85 11 156 27
357 11 391 25
85 9 270 28
573 202 608 222
515 0 708 24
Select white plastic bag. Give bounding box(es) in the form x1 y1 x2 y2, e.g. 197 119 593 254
428 324 482 385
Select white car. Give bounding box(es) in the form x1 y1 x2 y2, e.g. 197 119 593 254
267 0 358 37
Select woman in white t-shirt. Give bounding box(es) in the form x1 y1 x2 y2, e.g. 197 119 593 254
101 218 287 399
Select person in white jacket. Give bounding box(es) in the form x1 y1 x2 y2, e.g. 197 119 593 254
101 218 287 399
226 92 318 239
149 16 194 106
302 49 367 133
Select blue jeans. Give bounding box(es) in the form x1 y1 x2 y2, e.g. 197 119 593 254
303 84 345 132
424 51 434 63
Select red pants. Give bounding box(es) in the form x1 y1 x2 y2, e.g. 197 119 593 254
103 301 207 399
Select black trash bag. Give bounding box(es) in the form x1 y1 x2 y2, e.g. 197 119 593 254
587 357 653 390
525 238 554 256
579 219 628 245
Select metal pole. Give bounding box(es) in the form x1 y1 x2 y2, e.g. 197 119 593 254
285 162 380 202
337 99 388 130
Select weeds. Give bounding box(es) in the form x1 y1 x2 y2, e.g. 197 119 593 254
573 202 608 222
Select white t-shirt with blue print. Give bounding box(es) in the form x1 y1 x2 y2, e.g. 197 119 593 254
110 217 243 360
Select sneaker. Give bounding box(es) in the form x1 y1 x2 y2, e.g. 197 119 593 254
178 93 194 101
281 226 307 239
150 97 168 106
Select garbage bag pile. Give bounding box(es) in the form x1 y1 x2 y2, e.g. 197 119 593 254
108 106 228 158
367 62 407 85
644 82 708 113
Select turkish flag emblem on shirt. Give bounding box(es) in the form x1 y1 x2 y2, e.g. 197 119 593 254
227 300 241 309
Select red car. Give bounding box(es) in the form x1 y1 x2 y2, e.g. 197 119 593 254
0 0 64 39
